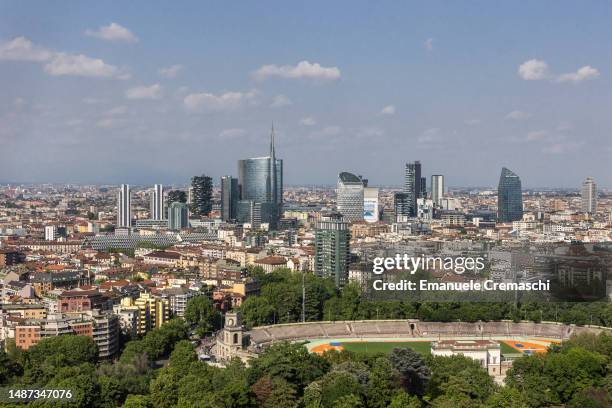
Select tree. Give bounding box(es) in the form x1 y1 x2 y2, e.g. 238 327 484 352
388 392 421 408
389 347 432 396
123 395 152 408
486 387 530 408
366 357 402 408
167 190 187 204
247 342 329 392
317 370 364 408
184 295 220 336
427 354 496 402
240 296 275 328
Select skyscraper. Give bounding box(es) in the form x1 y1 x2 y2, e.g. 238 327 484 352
117 184 131 228
168 202 189 230
336 172 365 222
221 176 239 221
431 175 445 206
497 167 523 223
315 212 350 287
403 161 421 217
190 175 213 217
394 192 411 220
150 184 164 220
237 126 283 229
420 177 427 198
581 177 598 214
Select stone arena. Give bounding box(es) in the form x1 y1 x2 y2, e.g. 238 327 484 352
247 320 610 348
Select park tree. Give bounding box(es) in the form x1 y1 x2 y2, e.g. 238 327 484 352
184 295 221 336
247 342 329 392
240 296 275 328
389 347 432 396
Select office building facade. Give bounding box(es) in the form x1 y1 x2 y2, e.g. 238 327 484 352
336 172 365 222
221 176 239 221
403 161 422 216
150 184 164 220
117 184 131 228
497 167 523 223
315 212 351 287
581 177 598 214
431 175 445 206
168 202 189 230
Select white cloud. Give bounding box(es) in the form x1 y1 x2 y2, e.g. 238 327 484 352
505 110 531 120
270 94 292 108
518 59 550 80
85 23 138 43
125 84 162 100
44 53 129 79
253 60 340 81
299 117 316 126
556 66 600 83
219 128 246 139
184 90 257 112
424 38 434 51
379 105 396 115
159 64 183 78
0 37 53 61
0 36 129 79
464 119 481 126
518 59 600 84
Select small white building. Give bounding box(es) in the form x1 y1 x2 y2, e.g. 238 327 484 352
431 339 503 377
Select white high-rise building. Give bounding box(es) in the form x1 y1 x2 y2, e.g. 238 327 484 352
45 225 57 241
150 184 164 220
581 177 597 214
117 184 132 228
431 175 445 206
336 172 364 222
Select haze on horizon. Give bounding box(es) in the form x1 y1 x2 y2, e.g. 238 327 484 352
1 1 611 189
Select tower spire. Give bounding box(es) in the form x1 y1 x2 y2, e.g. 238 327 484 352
270 122 276 159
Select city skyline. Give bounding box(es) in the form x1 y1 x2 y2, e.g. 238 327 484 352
1 1 612 187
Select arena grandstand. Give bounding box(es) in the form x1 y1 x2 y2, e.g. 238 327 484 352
247 320 610 350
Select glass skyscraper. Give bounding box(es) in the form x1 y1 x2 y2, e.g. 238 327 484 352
220 176 239 221
168 202 189 230
497 167 523 223
403 161 421 217
237 126 283 229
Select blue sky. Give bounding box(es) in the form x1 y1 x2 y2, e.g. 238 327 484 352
1 1 611 188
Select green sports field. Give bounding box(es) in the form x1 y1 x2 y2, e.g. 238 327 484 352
337 340 520 357
340 341 432 355
499 341 521 355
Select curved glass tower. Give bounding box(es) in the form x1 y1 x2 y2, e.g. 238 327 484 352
237 126 283 229
497 167 523 223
